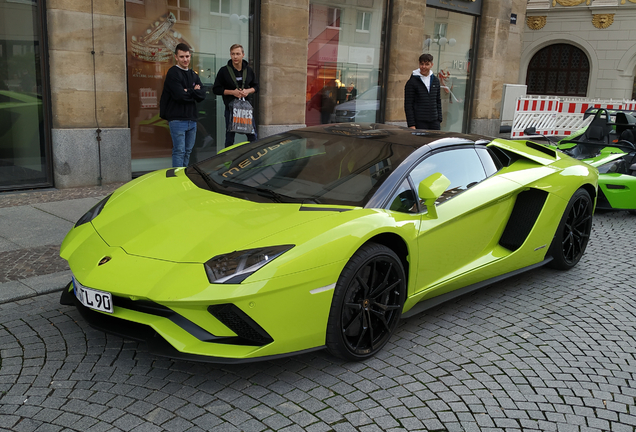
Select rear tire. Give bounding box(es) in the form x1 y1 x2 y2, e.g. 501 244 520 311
547 188 593 270
326 243 406 361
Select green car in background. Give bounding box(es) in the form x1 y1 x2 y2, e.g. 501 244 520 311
60 124 598 363
556 108 636 214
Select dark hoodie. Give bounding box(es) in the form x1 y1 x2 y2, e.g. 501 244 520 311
212 59 259 108
159 65 206 121
404 68 442 128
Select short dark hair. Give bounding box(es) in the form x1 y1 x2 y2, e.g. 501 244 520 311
230 44 244 54
419 53 434 63
175 43 191 55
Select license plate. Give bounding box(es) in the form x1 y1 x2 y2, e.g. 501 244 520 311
74 277 113 314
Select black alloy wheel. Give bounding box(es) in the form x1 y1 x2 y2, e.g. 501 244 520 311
548 188 593 270
326 243 406 361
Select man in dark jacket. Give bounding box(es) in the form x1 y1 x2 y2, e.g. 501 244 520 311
160 43 206 167
213 44 259 147
404 53 442 130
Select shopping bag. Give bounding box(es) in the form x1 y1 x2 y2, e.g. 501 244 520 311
229 98 254 134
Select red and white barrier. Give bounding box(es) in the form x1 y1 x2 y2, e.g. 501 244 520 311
510 96 636 138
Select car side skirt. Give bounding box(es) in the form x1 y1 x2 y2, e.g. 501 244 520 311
401 258 552 319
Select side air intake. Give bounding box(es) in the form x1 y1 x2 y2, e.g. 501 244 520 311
499 189 549 251
208 304 274 346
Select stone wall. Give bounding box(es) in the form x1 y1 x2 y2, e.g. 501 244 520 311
470 0 526 136
385 0 427 125
258 0 309 137
47 0 130 187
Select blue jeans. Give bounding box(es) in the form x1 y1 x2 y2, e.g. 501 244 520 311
169 120 197 167
224 107 257 148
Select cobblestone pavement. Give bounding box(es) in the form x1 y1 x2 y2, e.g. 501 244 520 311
0 246 69 284
0 184 125 287
0 183 125 209
1 211 635 432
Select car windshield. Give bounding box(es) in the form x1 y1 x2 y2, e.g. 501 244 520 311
188 130 413 207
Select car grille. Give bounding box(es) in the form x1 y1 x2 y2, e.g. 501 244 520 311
111 296 272 346
208 304 274 346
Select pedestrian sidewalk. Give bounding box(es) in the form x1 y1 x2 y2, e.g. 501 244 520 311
0 183 125 304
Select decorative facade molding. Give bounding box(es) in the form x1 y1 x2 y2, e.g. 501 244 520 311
527 16 548 29
553 0 590 5
527 0 552 9
592 13 615 27
591 0 619 6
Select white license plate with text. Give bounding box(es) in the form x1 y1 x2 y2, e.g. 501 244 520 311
74 277 113 314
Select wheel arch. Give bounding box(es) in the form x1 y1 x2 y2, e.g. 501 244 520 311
580 183 597 203
362 233 410 287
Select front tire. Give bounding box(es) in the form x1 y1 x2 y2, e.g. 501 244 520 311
326 243 406 361
547 188 593 270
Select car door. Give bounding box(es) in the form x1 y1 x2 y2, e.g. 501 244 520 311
407 146 521 298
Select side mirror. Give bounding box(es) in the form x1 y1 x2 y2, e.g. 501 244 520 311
418 173 451 218
524 126 537 136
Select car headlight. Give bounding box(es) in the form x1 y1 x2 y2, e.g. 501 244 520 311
337 110 357 117
597 159 625 174
75 194 111 227
204 245 294 284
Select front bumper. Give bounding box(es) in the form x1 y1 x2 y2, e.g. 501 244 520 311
60 278 330 363
60 223 341 362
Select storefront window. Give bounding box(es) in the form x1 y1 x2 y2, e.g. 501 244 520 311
306 0 386 126
423 8 475 133
126 0 253 173
0 0 50 190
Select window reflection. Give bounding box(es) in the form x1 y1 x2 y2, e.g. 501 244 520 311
423 8 475 133
0 0 49 189
306 0 385 127
126 0 252 173
410 148 486 205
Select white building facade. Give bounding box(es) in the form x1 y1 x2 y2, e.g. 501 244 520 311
522 0 636 101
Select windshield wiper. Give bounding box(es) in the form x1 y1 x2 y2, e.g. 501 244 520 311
192 165 215 190
255 187 287 203
222 180 292 203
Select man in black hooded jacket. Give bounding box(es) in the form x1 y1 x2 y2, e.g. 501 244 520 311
404 53 442 130
213 44 259 147
159 43 206 167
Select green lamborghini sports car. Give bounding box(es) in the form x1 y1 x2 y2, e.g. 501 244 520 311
60 124 598 363
555 108 636 214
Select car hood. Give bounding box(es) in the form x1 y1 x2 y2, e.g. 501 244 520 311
92 170 342 263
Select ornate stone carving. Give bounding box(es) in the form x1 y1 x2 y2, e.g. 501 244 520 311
592 13 614 28
552 0 590 5
621 0 636 4
527 16 547 30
